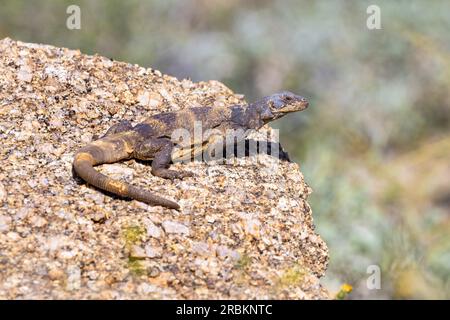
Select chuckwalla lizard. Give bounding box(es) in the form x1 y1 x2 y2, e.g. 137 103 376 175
73 91 308 210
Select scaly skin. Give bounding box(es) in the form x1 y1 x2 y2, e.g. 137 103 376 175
73 91 309 210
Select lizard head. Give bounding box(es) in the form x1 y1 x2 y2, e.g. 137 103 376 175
258 91 309 123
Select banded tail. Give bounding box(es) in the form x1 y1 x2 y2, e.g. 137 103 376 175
72 132 180 210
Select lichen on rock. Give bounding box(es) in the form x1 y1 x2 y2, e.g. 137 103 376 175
0 38 329 299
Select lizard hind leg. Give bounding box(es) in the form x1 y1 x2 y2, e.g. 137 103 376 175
135 138 193 180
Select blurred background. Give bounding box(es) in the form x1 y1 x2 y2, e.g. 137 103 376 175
1 0 449 299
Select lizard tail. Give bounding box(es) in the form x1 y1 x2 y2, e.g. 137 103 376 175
72 137 180 210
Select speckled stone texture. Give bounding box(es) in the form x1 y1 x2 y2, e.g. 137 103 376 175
0 38 329 299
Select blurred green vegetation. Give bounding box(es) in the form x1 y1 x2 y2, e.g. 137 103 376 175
1 0 449 299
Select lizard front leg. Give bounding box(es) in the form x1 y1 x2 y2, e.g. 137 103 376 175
135 138 193 180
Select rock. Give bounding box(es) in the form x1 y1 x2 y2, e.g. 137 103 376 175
145 244 162 258
129 245 146 259
7 232 20 241
100 164 134 180
147 267 160 278
137 282 158 294
44 65 69 83
216 245 240 261
66 265 81 291
191 241 212 256
49 116 64 129
277 197 290 211
0 182 6 203
29 215 47 228
0 214 12 232
48 268 65 281
162 220 190 235
0 38 329 300
17 65 32 82
239 213 261 239
145 220 163 239
137 91 162 108
37 143 55 155
58 249 78 260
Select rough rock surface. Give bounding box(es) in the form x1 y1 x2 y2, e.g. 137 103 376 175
0 38 329 299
